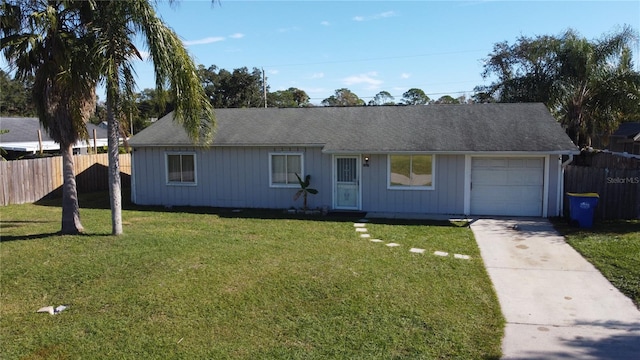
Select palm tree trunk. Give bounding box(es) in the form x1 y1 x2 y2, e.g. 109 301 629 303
60 144 84 234
107 101 123 235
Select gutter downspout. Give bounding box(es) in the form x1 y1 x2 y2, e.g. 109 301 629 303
558 154 574 217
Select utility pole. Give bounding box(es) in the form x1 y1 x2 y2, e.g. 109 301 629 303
262 68 267 108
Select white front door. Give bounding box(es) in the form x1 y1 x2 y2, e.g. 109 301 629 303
334 156 360 210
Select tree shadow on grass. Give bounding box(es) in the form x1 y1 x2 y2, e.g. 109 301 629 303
32 190 468 228
551 217 640 237
0 232 62 242
0 231 115 242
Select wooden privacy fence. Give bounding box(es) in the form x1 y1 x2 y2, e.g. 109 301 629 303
0 153 131 206
564 152 640 220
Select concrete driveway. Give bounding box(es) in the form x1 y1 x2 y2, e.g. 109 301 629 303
470 218 640 360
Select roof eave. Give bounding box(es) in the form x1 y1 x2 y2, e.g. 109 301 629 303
322 149 581 155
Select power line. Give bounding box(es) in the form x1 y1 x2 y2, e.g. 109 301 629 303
262 49 488 69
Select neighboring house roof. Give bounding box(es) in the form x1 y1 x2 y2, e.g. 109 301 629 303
611 122 640 141
0 117 108 152
129 103 578 154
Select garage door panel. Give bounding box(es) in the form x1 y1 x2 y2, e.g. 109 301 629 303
507 169 543 186
473 158 509 168
471 157 544 217
473 169 508 185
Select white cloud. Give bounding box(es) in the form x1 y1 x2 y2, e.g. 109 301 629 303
311 72 325 79
229 33 245 39
353 11 397 22
278 26 300 33
184 36 225 46
342 72 383 88
268 69 279 75
400 73 411 79
320 21 330 26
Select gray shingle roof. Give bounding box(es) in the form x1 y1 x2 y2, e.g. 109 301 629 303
129 103 578 153
612 122 640 139
0 117 108 143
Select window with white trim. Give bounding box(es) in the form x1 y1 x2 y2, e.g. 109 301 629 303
270 152 303 187
166 152 196 185
388 154 434 189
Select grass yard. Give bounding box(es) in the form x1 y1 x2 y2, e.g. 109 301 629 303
1 192 503 359
553 219 640 309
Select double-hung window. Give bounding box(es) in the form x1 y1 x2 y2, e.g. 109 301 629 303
388 154 434 190
166 152 196 185
270 152 303 187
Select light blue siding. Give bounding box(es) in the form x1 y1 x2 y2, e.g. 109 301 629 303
133 146 332 209
132 148 559 216
133 148 466 215
360 154 465 214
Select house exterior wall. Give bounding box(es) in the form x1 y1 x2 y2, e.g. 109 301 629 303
133 147 466 214
360 154 465 214
548 155 562 217
132 146 332 209
132 147 561 217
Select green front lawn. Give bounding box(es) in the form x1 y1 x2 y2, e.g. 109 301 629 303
554 219 640 309
1 193 503 359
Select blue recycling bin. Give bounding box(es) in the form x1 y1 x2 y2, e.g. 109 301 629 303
566 193 599 228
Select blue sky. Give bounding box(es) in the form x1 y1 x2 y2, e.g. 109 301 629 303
141 0 638 105
7 0 639 105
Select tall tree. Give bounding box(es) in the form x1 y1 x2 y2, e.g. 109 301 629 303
90 1 215 235
1 0 98 234
321 88 365 106
401 88 430 105
368 91 395 106
268 87 310 107
476 27 640 146
0 69 35 116
430 95 461 104
198 65 265 108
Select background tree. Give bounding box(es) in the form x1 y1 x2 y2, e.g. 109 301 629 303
268 87 311 108
198 65 265 108
368 91 395 106
474 35 560 104
0 70 35 116
401 88 430 105
132 88 174 132
430 95 461 104
91 0 215 235
476 26 640 146
1 0 99 234
321 88 365 106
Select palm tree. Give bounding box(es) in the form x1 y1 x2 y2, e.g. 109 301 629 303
1 0 99 234
89 1 215 235
550 28 640 146
477 27 640 147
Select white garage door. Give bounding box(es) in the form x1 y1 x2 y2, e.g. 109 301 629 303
471 157 544 217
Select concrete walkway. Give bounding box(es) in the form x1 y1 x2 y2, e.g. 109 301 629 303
470 218 640 360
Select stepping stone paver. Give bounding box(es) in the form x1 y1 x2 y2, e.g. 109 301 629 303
434 251 449 257
360 234 371 238
410 248 425 254
355 228 368 232
370 239 384 243
353 223 367 227
454 254 471 260
386 243 401 247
